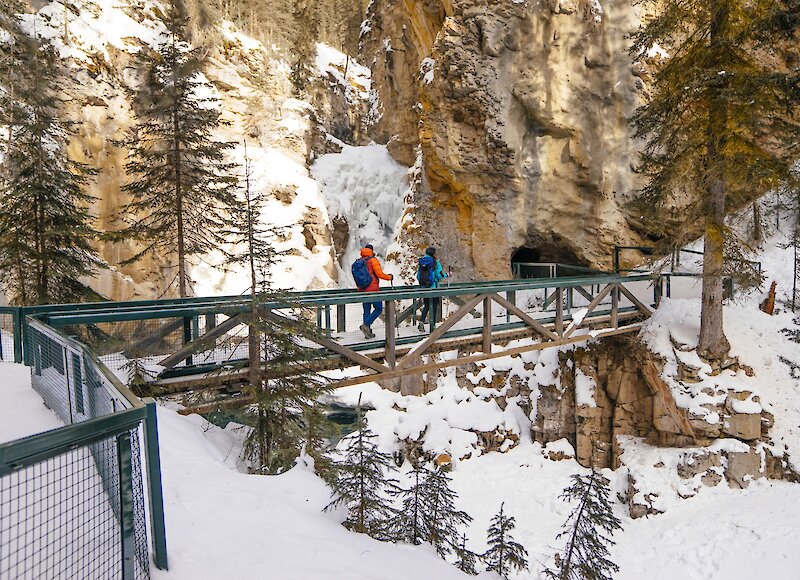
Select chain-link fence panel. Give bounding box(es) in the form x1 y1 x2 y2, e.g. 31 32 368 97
0 425 149 580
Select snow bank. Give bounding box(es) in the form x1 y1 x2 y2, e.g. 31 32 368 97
148 405 469 580
0 363 62 443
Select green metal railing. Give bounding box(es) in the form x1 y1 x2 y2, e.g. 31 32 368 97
511 262 607 279
1 318 168 578
2 273 656 383
613 245 762 278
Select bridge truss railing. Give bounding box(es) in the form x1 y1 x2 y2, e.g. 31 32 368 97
6 273 658 390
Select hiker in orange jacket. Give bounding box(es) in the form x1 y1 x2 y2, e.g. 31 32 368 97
357 244 393 338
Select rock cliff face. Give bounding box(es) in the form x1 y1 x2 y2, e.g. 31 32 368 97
22 0 359 300
364 0 650 278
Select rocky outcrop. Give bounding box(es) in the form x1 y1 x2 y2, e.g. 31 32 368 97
452 334 794 516
364 0 650 277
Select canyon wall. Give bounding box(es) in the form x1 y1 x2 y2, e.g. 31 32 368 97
364 0 651 278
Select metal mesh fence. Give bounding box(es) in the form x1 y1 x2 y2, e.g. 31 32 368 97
3 318 153 580
0 309 16 363
0 426 149 580
26 319 136 423
55 314 251 381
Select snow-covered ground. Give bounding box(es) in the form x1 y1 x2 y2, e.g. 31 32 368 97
3 284 800 579
0 362 62 444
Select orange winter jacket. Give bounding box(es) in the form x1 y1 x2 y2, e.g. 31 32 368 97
360 247 392 292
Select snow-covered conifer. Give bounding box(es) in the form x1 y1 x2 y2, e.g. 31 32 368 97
545 470 623 580
454 533 479 576
422 465 473 557
325 416 397 537
483 502 529 578
389 461 427 545
390 462 472 556
226 144 330 476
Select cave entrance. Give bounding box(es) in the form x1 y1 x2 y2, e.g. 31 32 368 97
511 247 549 278
511 245 603 278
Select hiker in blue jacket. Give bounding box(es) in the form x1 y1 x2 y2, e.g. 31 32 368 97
416 247 448 331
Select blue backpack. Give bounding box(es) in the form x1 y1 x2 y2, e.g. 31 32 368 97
352 256 373 289
417 255 436 287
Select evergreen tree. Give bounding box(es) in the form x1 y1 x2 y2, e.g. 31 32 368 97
779 174 800 311
629 0 800 360
0 22 100 305
226 144 330 475
325 416 397 537
545 470 623 580
454 533 479 576
122 356 157 398
482 502 529 578
390 463 472 556
422 465 473 557
390 462 427 545
290 0 320 94
117 0 236 299
303 402 338 480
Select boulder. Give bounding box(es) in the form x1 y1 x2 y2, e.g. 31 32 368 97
725 448 764 489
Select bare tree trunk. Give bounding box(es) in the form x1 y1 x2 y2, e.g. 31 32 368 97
793 231 798 312
698 0 731 361
752 202 762 243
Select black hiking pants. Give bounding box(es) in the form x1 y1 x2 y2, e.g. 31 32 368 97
419 297 441 325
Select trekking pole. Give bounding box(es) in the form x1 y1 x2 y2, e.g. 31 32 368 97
445 266 452 317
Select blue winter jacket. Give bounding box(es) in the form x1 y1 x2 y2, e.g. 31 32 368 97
417 255 448 288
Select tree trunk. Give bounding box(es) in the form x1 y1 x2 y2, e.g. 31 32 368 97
698 0 731 361
752 202 762 243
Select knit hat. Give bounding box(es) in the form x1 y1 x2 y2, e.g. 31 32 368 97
425 247 436 256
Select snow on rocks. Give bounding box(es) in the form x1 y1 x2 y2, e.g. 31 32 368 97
315 43 371 102
332 366 528 463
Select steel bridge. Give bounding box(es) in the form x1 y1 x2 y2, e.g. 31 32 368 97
0 264 696 411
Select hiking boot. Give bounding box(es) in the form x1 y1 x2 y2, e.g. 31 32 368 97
417 322 425 332
360 324 374 339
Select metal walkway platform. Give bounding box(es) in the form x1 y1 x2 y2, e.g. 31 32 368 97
0 267 670 406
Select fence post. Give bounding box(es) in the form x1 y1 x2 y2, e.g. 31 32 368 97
182 317 193 366
13 307 23 363
482 297 492 353
613 247 620 273
324 305 332 338
611 285 619 329
385 301 396 368
143 399 169 570
336 304 346 333
118 431 136 580
555 287 564 337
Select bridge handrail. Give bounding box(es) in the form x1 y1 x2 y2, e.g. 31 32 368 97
34 273 656 326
